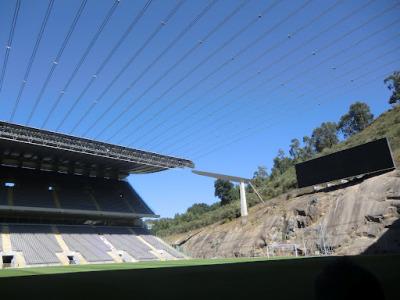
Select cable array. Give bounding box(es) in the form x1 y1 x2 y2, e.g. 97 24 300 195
70 0 186 136
165 45 399 157
139 0 379 151
10 0 54 121
187 58 397 160
113 0 319 145
130 0 344 148
89 0 283 140
191 68 395 160
0 0 21 93
70 0 216 135
26 0 87 125
159 2 398 154
2 0 398 164
55 0 155 132
41 0 120 129
176 56 398 159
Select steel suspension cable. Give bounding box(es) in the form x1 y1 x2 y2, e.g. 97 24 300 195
174 57 399 158
151 0 391 151
186 72 392 159
128 0 343 148
81 0 248 138
206 32 400 145
26 0 87 125
40 0 120 129
70 0 216 135
0 0 21 93
141 20 400 148
10 0 54 122
172 53 399 157
71 0 186 136
162 13 400 153
66 0 154 135
279 21 400 91
107 0 309 144
190 69 395 160
115 0 320 146
56 0 154 132
90 0 283 140
144 0 377 150
197 15 400 141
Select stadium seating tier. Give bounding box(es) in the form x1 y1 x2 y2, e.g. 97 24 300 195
0 167 154 216
1 224 184 266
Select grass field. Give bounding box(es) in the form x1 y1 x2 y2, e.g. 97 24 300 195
0 255 399 299
0 256 291 278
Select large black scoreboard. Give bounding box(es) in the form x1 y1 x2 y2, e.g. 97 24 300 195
295 138 396 188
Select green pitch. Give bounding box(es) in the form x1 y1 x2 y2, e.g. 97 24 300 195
0 255 398 299
0 256 292 278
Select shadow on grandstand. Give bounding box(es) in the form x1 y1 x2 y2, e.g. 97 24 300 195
5 224 150 235
8 224 53 234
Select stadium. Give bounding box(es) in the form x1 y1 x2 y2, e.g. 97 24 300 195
0 0 399 299
0 121 193 267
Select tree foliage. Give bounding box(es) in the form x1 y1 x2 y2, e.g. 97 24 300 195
384 71 400 105
252 165 269 187
289 138 303 162
311 122 339 152
253 165 268 179
186 203 212 215
301 136 315 160
214 179 235 206
338 102 374 138
271 149 293 178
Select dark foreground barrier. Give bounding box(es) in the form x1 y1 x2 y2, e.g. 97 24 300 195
0 255 399 300
295 138 395 188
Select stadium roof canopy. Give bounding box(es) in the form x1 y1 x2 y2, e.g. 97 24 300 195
0 121 194 179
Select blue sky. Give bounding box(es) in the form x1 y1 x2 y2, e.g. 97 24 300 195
0 0 399 217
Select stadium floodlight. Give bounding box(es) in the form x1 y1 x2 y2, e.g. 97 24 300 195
192 170 264 218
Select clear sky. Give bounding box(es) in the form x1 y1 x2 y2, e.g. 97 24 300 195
0 0 399 217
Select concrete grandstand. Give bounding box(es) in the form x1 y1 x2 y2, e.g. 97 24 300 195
0 121 193 268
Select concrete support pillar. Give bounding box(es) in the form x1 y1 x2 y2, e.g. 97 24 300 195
239 181 248 217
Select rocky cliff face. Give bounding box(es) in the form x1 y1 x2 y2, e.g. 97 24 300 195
166 170 400 258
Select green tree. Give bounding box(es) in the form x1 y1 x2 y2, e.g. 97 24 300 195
253 165 268 178
186 203 211 215
271 149 293 178
252 165 269 187
214 179 234 206
289 138 301 161
311 122 339 152
338 102 374 138
300 136 315 160
384 71 400 105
